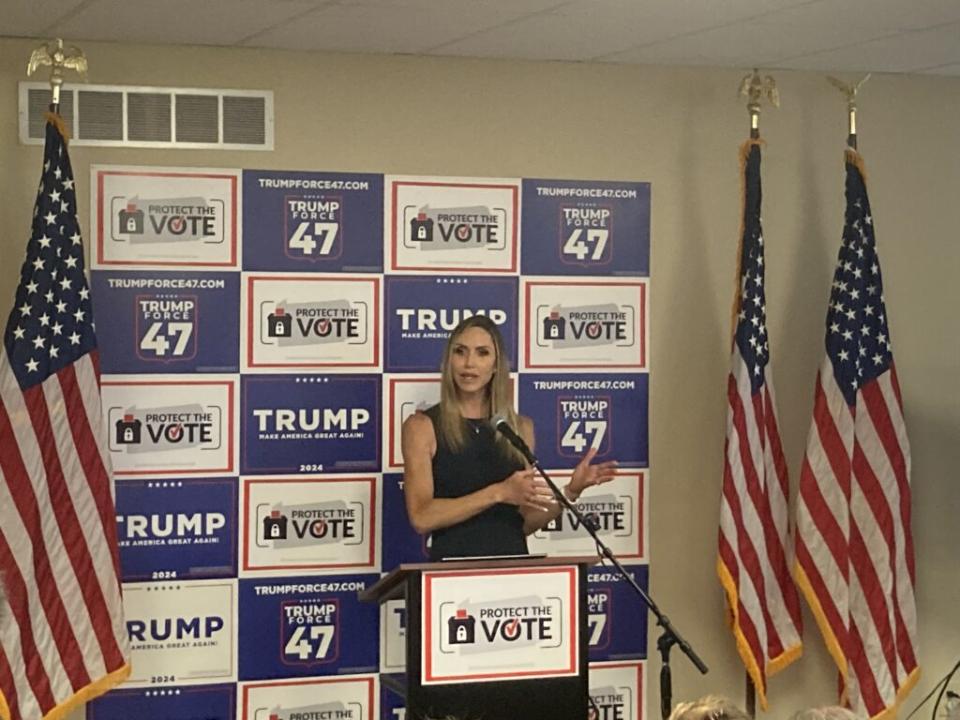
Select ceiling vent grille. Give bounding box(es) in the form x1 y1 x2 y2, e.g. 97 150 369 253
18 82 273 150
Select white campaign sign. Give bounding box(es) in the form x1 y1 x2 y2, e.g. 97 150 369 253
123 579 237 686
92 166 240 268
528 471 647 561
102 375 236 477
242 274 380 371
523 278 648 370
422 566 578 685
387 176 519 273
242 475 378 576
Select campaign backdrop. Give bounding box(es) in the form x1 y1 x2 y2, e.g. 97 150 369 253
88 165 651 719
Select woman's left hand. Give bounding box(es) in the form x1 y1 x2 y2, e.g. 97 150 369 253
566 447 618 499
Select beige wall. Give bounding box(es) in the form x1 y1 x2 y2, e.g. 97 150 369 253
1 36 957 719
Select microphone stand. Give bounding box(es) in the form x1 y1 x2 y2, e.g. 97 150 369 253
508 436 709 719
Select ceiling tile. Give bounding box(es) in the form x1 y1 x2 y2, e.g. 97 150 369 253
1 0 89 36
46 0 327 46
779 22 960 73
243 2 550 54
921 62 960 75
430 13 658 61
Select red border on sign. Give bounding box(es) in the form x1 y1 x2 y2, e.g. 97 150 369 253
95 170 238 267
240 675 375 720
389 180 519 273
242 476 378 572
523 280 647 370
245 274 380 369
102 378 235 476
387 376 439 469
422 566 578 683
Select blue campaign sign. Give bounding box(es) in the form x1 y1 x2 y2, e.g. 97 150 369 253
90 270 239 373
382 473 429 569
115 478 237 582
238 575 380 679
381 682 406 720
241 375 381 474
384 275 518 373
243 170 384 272
87 683 235 720
518 374 648 469
521 179 650 277
587 564 649 662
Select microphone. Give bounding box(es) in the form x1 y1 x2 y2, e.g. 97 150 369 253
489 413 537 464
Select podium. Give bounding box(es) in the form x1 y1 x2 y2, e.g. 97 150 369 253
361 556 594 720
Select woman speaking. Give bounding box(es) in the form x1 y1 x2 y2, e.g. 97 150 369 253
401 315 617 560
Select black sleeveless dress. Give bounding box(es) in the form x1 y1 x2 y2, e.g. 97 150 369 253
424 405 528 561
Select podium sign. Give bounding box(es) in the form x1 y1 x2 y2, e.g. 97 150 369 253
422 566 579 685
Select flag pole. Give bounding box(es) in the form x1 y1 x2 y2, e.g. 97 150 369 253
739 68 780 140
826 74 871 150
26 37 88 115
734 69 780 720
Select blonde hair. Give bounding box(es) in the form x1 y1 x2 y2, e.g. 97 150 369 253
437 315 521 461
791 707 861 720
668 695 751 720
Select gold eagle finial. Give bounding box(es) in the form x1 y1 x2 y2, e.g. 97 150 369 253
739 69 779 138
26 38 88 107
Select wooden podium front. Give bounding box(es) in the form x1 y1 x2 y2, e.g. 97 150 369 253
361 556 594 720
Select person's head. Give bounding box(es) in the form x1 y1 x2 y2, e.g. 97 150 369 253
437 315 518 452
791 707 861 720
668 695 751 720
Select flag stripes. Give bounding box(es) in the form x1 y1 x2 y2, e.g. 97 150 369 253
0 117 129 720
795 150 919 719
718 140 802 709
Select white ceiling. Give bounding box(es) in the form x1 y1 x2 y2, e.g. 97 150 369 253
3 0 960 75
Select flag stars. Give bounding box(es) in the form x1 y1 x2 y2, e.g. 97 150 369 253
32 258 45 272
38 235 52 249
839 349 849 361
49 189 61 203
64 256 78 269
44 211 57 225
25 358 40 373
53 167 62 179
25 280 38 295
49 345 59 359
871 263 879 275
38 313 50 327
68 332 81 346
32 335 45 350
830 322 840 334
51 322 63 336
59 277 72 292
45 290 54 303
78 287 89 300
70 232 81 246
55 300 67 314
63 178 74 190
13 326 25 340
73 309 85 323
18 302 31 317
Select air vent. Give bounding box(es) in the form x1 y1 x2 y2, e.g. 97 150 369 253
18 82 273 150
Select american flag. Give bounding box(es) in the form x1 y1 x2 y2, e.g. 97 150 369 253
718 140 803 709
0 116 130 720
794 149 919 717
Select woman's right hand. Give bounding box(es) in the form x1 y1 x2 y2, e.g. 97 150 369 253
499 468 556 512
